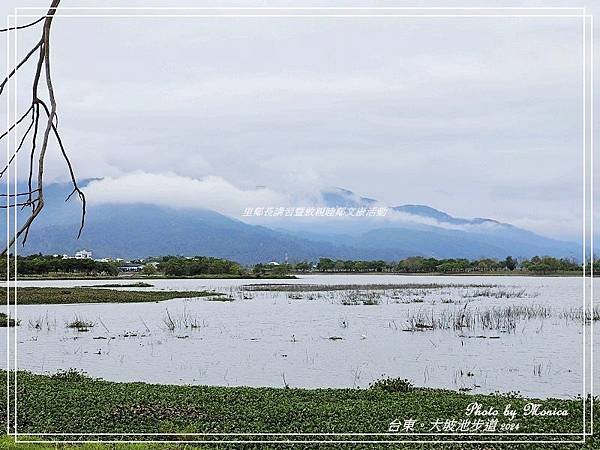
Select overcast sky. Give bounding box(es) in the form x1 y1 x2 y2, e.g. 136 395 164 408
1 0 597 241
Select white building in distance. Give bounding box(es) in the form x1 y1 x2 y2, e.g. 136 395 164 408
74 250 92 259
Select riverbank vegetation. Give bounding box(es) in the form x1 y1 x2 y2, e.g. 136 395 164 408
0 287 223 305
0 371 595 449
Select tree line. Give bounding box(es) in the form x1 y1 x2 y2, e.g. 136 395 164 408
0 254 245 277
289 256 586 274
150 256 245 276
0 254 594 277
0 254 119 276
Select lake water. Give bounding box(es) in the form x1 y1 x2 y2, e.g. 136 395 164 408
1 275 597 399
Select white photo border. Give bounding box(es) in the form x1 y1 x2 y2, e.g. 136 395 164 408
4 6 594 445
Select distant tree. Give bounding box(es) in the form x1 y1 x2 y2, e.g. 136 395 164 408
504 256 517 271
142 263 157 275
252 263 267 276
476 258 500 272
294 261 311 272
397 256 426 273
436 259 471 273
317 258 335 272
342 260 356 272
373 260 387 272
520 255 579 274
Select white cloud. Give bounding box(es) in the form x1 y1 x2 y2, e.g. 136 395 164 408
83 172 293 216
72 170 587 242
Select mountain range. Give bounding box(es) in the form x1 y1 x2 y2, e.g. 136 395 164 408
4 180 581 264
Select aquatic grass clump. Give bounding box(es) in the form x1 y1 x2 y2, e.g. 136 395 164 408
187 317 204 329
403 304 553 332
163 310 176 331
28 317 43 330
559 305 600 322
66 316 95 332
340 290 381 306
28 314 56 331
403 310 437 331
0 313 19 327
204 296 234 302
389 288 436 301
589 306 599 321
369 376 414 393
462 288 535 299
162 307 206 331
475 305 551 331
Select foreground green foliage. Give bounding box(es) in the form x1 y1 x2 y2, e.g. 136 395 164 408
0 287 222 305
0 371 595 449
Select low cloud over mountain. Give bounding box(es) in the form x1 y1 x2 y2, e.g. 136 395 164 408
7 180 581 264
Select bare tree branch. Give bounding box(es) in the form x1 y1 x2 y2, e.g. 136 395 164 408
0 200 38 208
0 189 39 197
0 107 35 178
0 16 45 33
2 0 86 255
26 102 40 210
38 99 86 237
0 104 34 142
0 39 42 96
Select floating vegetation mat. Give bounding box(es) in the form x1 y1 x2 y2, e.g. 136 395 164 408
0 287 223 305
242 283 497 292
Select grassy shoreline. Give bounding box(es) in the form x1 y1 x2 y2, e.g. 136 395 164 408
0 371 596 449
0 287 223 305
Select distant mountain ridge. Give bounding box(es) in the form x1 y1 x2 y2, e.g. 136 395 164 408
3 181 582 263
393 204 501 226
